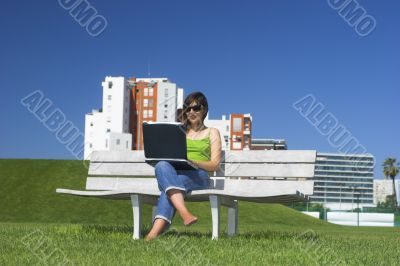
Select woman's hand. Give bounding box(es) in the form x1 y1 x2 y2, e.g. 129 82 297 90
188 159 198 168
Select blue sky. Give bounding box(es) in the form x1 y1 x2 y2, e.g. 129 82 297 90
0 1 398 178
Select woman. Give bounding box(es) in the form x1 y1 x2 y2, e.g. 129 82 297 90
145 92 222 241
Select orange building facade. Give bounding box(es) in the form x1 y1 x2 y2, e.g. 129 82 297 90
230 114 252 150
128 78 158 150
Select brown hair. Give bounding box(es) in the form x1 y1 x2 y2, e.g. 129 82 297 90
182 91 209 126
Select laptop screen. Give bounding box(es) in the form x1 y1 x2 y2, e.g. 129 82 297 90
142 122 188 160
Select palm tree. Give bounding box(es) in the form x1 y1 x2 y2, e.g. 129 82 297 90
382 157 400 208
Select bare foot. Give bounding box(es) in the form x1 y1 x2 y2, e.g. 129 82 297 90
183 215 198 226
145 218 169 241
145 233 158 241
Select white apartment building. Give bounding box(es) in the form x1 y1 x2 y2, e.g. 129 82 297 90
84 76 253 156
374 180 400 205
134 77 182 122
84 76 132 159
204 114 230 150
311 153 375 210
177 88 184 109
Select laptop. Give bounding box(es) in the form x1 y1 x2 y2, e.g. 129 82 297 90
142 122 199 170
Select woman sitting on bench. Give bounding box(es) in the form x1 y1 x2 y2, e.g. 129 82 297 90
145 92 222 241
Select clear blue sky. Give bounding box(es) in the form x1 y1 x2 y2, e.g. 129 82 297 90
0 1 398 178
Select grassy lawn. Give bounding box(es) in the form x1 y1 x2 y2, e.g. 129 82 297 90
1 159 400 265
2 221 400 265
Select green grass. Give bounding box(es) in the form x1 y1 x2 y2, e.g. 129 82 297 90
1 222 400 265
1 159 400 265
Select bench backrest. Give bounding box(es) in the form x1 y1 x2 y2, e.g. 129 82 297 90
88 150 316 179
86 150 316 194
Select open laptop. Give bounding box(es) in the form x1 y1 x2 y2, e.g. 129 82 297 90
142 122 199 170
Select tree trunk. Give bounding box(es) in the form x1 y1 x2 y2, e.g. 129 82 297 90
392 177 398 209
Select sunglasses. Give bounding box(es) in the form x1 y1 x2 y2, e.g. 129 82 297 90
185 104 202 113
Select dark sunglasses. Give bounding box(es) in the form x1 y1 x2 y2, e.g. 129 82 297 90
185 104 202 113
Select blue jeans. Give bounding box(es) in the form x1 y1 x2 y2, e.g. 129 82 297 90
154 161 210 224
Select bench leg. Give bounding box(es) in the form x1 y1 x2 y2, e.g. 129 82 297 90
227 200 238 236
151 205 157 222
209 195 221 240
130 195 142 240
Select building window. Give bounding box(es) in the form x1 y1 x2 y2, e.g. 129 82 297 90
90 122 93 127
164 89 168 98
143 110 148 118
233 142 242 149
107 117 111 123
108 95 112 101
244 121 250 130
89 143 92 148
116 139 120 145
108 82 113 89
226 125 229 132
164 104 168 108
148 110 153 118
105 139 108 148
164 109 168 119
149 87 154 96
148 98 153 107
106 128 110 132
232 118 242 132
126 141 129 149
108 105 111 112
144 87 149 96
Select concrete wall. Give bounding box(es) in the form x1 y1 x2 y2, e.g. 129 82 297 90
327 212 394 227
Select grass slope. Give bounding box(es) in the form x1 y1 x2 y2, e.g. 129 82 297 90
1 159 400 265
0 158 331 229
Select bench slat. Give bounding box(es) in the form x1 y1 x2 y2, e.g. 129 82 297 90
88 162 155 177
89 150 316 163
89 162 314 178
56 188 309 203
89 150 146 162
222 163 315 178
222 150 316 163
86 177 157 191
85 177 313 196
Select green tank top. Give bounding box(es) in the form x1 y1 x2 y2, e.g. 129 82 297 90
186 129 211 162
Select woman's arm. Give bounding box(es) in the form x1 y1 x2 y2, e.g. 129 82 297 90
191 128 222 171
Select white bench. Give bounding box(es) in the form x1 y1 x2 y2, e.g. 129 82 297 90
56 150 316 239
